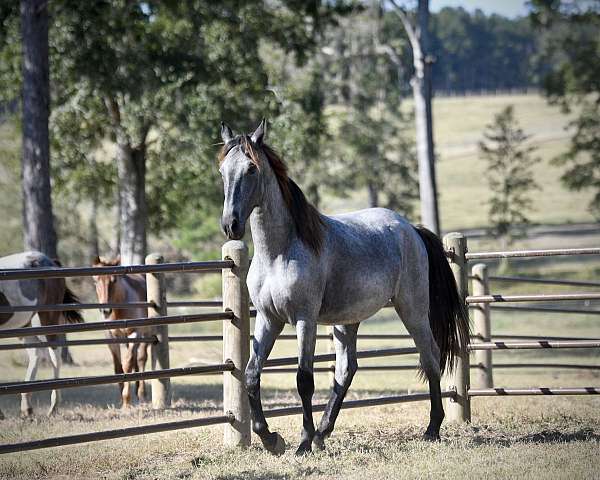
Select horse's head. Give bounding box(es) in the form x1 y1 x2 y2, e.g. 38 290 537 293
218 119 268 240
92 255 121 317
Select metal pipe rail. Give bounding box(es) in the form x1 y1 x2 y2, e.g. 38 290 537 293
0 311 233 339
486 275 600 288
167 300 223 308
466 292 600 303
264 391 456 419
469 340 600 350
0 301 154 314
169 334 335 342
0 362 235 395
0 413 234 455
465 247 600 261
0 336 158 350
486 304 600 315
0 259 234 281
484 363 600 371
469 387 600 397
489 334 600 341
264 347 418 368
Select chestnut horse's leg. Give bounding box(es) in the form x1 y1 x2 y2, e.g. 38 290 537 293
313 323 359 451
122 340 138 408
106 331 124 399
246 312 284 454
135 331 149 402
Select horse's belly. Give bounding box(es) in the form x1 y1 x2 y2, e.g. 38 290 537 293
318 274 394 325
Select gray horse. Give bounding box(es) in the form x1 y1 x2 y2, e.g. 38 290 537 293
218 120 469 455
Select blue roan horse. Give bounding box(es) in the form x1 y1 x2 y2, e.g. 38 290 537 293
218 120 469 455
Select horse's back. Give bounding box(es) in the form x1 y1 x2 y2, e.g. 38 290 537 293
318 208 423 324
0 251 60 330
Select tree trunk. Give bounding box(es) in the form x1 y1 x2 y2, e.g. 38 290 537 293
20 0 57 258
117 142 146 265
88 192 100 260
367 181 379 208
412 0 440 235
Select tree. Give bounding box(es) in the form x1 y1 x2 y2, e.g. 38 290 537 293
1 1 346 264
531 0 600 217
389 0 440 233
478 106 540 248
319 2 418 214
20 0 57 258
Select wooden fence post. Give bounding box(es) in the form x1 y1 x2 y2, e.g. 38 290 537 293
222 241 251 448
146 253 171 409
443 233 471 422
472 263 493 388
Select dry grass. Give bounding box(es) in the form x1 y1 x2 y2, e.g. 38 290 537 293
1 297 599 479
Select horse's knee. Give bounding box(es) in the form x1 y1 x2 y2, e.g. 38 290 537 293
296 368 314 398
245 367 261 396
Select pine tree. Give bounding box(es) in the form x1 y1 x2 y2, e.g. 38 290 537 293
479 105 541 249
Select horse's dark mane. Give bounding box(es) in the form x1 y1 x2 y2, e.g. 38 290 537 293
218 135 325 254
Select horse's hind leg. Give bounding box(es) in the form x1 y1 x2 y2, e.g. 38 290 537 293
246 313 284 454
313 323 359 451
393 294 445 441
47 344 61 416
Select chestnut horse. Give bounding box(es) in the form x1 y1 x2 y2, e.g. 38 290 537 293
92 256 150 407
0 251 83 417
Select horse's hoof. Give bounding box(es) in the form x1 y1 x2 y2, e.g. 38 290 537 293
20 407 33 418
0 410 5 420
295 444 312 456
423 431 440 442
312 434 325 451
47 407 58 417
262 432 286 456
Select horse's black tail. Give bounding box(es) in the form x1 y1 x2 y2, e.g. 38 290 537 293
62 286 84 324
414 226 470 374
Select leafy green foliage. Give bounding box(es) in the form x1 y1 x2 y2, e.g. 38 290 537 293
478 106 541 243
531 0 600 218
323 4 418 214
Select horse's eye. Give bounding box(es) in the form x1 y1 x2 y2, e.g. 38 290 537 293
248 164 257 175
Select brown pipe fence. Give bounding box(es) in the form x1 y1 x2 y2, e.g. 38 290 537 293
0 235 599 454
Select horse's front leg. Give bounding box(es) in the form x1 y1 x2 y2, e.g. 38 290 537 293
21 336 41 417
136 332 149 402
295 318 317 455
246 313 284 454
313 324 359 451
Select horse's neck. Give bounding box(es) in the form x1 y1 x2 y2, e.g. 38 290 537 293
118 275 145 302
250 173 295 262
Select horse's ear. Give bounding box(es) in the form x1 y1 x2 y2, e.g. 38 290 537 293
220 122 234 144
251 118 267 146
92 256 101 265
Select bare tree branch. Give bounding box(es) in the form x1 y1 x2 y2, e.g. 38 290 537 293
388 0 419 51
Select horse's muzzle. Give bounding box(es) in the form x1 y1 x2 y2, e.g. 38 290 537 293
221 214 245 240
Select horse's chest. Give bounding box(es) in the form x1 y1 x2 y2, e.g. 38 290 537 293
248 262 315 322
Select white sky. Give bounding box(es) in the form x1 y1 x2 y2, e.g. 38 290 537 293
430 0 529 18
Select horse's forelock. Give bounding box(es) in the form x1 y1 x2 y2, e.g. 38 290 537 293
217 134 325 253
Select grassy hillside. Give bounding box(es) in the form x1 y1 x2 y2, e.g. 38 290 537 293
326 94 595 230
